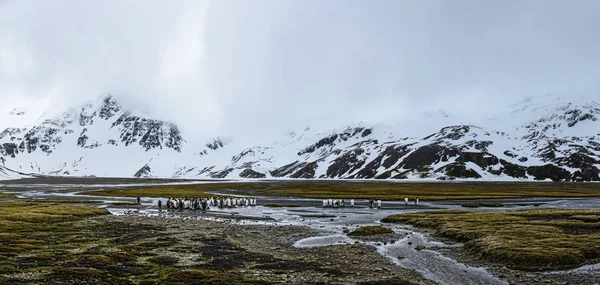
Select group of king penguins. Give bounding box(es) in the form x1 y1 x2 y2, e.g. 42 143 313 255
321 198 382 208
158 197 257 212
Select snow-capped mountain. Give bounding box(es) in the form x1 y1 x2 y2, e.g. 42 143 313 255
1 94 599 181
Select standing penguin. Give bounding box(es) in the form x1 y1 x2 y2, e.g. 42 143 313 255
158 200 162 209
350 199 355 207
377 200 382 209
405 197 409 205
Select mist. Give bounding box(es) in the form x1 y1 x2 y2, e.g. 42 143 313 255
1 0 599 143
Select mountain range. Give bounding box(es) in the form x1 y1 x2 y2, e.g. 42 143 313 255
1 94 599 181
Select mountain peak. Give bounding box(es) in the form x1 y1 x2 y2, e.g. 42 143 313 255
1 93 599 181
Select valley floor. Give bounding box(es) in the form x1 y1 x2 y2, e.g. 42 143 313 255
1 178 600 284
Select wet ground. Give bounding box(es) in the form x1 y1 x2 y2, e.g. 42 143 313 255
1 180 600 285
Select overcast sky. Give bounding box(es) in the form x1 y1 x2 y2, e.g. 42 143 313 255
1 0 599 141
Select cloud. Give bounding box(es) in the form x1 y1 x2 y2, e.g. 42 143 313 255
1 0 599 143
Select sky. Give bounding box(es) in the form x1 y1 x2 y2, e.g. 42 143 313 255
1 0 599 142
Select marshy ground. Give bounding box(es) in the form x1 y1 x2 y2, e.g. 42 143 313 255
0 201 430 285
2 178 600 284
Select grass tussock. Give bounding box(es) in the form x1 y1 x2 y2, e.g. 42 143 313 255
382 208 600 270
0 202 108 232
347 226 394 236
0 193 17 199
79 181 600 201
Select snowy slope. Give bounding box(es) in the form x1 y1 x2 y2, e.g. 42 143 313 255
1 94 599 181
0 165 31 180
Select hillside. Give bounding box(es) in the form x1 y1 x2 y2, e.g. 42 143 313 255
1 94 599 181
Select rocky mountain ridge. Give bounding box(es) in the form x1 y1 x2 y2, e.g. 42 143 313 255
1 94 599 182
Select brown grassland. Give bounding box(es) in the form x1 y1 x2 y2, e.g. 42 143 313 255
347 226 395 237
382 208 600 270
81 180 600 201
0 201 276 284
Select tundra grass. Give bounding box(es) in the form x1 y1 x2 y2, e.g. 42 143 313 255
80 181 600 201
84 185 216 198
347 226 394 236
381 208 600 270
0 201 280 284
0 193 17 198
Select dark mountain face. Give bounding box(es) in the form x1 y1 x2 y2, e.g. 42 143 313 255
0 96 184 162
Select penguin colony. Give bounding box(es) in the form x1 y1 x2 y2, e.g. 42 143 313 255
156 197 257 212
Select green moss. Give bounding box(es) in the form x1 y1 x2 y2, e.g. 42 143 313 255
347 226 394 236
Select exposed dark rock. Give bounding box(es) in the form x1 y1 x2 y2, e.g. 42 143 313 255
298 127 365 156
239 168 266 179
499 160 527 178
503 150 518 158
457 152 499 169
211 168 234 179
134 164 152 178
581 166 600 181
270 161 306 177
207 138 226 150
382 144 413 169
77 129 88 147
518 157 529 162
436 163 481 178
565 109 597 127
0 128 24 140
298 134 338 156
0 143 19 158
290 161 318 179
98 95 121 120
527 164 572 182
556 153 598 169
428 125 472 141
113 112 183 152
326 148 366 178
465 140 493 151
573 166 600 182
399 144 459 169
361 129 372 137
